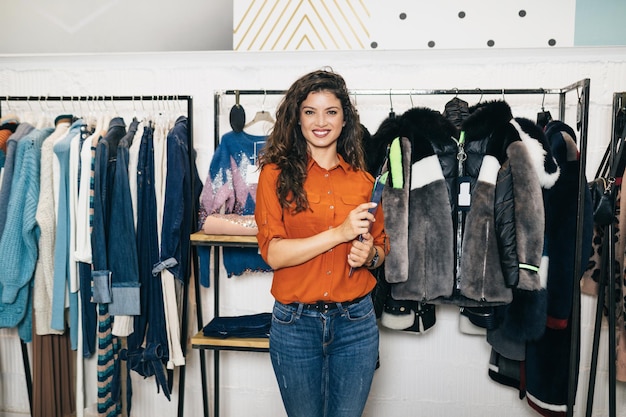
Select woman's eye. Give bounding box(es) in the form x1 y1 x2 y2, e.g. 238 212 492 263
327 110 337 115
304 110 314 115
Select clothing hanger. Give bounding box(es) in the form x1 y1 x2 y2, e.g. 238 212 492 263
36 96 53 129
244 90 275 128
388 89 395 118
230 90 246 132
442 88 469 128
536 89 553 129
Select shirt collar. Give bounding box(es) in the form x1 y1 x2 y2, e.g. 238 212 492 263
307 153 350 173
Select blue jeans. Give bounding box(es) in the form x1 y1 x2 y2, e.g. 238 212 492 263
270 296 379 417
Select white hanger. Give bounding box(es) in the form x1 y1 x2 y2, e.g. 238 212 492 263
244 90 275 128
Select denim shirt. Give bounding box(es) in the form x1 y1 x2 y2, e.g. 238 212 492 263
91 117 126 301
107 119 141 315
152 116 202 282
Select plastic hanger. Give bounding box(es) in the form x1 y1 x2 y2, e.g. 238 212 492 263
536 89 553 129
443 88 469 128
244 90 275 128
230 90 246 132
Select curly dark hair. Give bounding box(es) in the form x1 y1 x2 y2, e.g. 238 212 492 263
258 69 365 213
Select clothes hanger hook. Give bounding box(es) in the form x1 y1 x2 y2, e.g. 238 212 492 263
389 89 394 113
475 88 483 104
541 89 546 111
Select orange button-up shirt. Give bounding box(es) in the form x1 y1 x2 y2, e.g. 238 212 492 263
255 155 389 305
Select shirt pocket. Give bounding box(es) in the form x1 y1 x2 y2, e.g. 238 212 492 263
285 192 322 236
336 194 365 222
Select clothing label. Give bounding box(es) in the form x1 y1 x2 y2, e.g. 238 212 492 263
458 176 471 210
247 165 260 184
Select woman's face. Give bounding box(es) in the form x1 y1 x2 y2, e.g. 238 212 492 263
299 90 344 154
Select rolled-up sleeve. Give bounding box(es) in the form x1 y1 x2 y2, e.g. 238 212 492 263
254 164 287 262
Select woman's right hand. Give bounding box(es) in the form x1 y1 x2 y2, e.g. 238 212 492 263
339 202 377 242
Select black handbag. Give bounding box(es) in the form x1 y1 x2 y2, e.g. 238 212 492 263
588 119 626 226
589 176 616 226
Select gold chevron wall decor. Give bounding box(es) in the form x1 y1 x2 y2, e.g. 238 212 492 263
234 0 372 51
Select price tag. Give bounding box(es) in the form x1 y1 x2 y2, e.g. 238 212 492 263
246 165 260 184
458 176 471 210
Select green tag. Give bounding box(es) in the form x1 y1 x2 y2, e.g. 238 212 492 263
389 137 403 189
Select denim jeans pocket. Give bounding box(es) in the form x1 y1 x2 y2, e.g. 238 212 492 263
345 297 375 322
109 283 141 316
91 270 112 303
272 302 297 325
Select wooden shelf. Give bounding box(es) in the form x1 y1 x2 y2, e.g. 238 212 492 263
191 331 269 351
190 231 258 247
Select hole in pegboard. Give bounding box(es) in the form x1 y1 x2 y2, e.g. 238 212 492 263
519 10 527 17
370 41 378 49
428 41 436 48
548 39 556 46
399 12 407 20
487 39 495 47
458 11 466 19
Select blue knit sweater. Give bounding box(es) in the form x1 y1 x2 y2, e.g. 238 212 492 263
0 127 53 342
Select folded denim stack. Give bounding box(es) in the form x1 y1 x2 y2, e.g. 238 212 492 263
203 312 272 338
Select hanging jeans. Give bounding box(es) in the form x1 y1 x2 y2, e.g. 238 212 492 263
152 116 201 282
120 125 170 415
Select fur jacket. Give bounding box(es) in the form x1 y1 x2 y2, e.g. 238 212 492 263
366 101 559 338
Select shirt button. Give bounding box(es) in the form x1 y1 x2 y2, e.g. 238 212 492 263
327 190 331 194
324 173 329 178
324 292 329 296
328 248 333 252
329 205 334 210
326 271 331 275
328 226 333 230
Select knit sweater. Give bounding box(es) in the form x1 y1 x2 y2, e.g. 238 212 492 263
0 123 35 237
0 127 53 341
34 122 70 335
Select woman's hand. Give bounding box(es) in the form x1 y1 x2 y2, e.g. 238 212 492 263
339 202 377 242
347 232 374 269
340 202 376 268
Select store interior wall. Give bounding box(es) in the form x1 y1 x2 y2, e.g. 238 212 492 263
0 46 626 417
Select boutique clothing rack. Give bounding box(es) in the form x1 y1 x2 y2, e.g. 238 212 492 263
0 94 195 417
195 80 590 417
584 92 626 417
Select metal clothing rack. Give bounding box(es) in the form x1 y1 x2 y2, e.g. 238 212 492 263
200 79 590 417
584 92 626 417
0 94 194 417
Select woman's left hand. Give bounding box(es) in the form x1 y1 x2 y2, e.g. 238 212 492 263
347 232 374 268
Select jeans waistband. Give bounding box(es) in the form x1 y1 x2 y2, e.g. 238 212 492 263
288 294 369 313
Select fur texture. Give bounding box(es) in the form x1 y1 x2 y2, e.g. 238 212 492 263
367 101 555 340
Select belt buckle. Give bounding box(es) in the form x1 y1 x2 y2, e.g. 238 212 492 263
318 301 333 313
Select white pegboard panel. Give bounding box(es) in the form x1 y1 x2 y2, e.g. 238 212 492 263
369 0 576 50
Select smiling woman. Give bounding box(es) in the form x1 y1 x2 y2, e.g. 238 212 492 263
298 90 345 168
254 69 390 417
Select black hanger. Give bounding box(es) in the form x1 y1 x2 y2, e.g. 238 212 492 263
388 90 395 118
536 90 553 129
229 90 246 133
442 89 469 128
